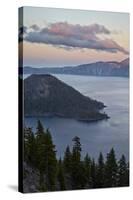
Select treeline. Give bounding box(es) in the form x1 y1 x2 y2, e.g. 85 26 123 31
24 120 129 192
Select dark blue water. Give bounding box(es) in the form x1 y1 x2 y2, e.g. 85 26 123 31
24 74 129 160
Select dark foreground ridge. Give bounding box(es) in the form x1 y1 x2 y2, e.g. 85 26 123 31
24 74 109 121
23 121 129 193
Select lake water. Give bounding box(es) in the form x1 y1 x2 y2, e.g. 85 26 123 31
24 74 129 160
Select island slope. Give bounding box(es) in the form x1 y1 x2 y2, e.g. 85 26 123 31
24 74 109 121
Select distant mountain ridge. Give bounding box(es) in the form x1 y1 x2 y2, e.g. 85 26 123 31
23 58 129 77
24 74 109 122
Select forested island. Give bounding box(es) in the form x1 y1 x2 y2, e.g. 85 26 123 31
23 121 129 193
24 74 109 122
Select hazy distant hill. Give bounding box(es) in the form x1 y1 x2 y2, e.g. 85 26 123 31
23 58 129 77
24 74 108 122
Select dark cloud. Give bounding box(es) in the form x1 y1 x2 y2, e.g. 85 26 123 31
23 22 128 54
30 24 40 31
19 26 28 42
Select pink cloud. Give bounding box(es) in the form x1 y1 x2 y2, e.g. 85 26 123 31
21 22 128 54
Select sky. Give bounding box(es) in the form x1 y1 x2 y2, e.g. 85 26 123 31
19 6 129 68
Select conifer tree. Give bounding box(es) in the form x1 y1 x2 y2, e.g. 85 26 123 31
72 136 81 160
90 159 97 188
126 162 129 186
78 161 87 188
57 158 66 190
35 120 46 185
84 153 91 187
105 148 118 187
36 120 45 137
63 145 72 174
71 136 82 189
34 121 57 191
44 129 57 191
118 155 129 186
96 152 105 188
24 127 36 166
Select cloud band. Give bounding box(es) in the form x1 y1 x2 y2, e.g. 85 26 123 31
19 22 128 54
